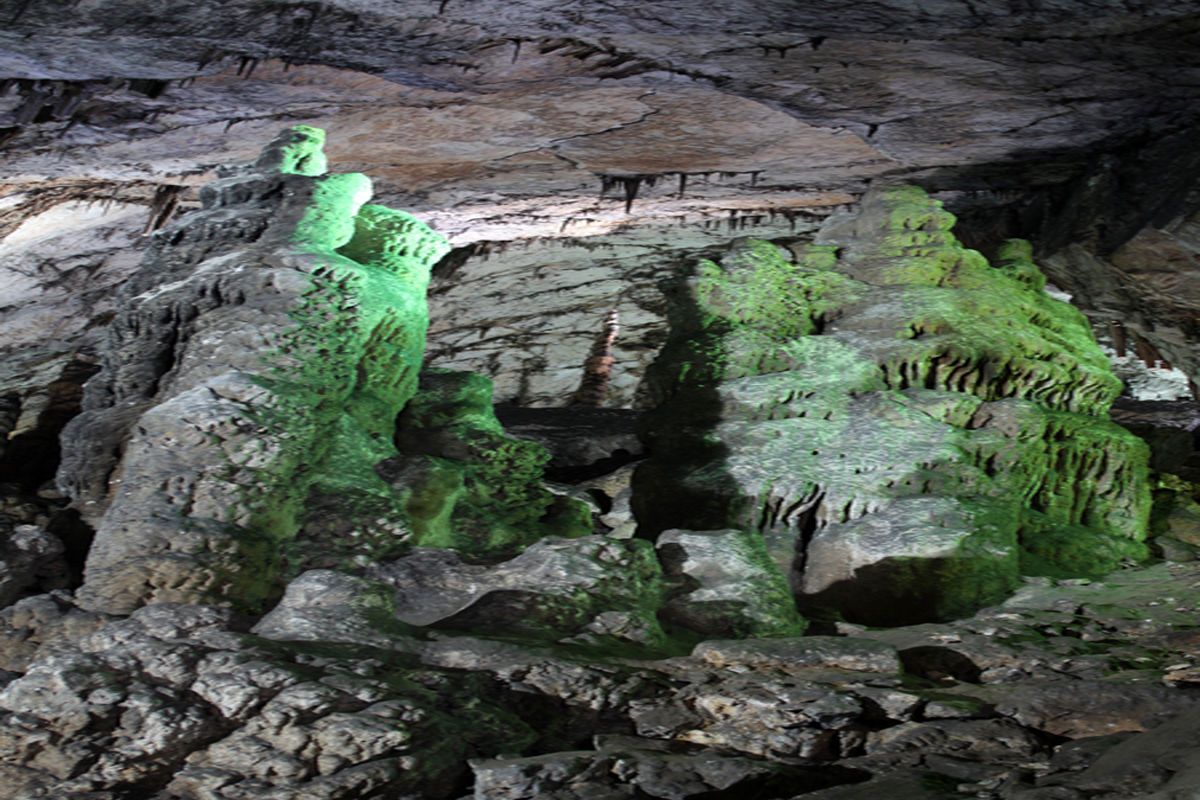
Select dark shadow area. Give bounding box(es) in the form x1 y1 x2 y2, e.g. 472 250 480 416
0 357 100 491
494 404 644 483
927 122 1200 263
899 646 984 684
0 358 99 599
797 555 1014 628
44 507 94 588
1109 397 1200 483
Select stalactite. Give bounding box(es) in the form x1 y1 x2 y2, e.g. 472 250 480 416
569 309 619 407
141 185 184 236
236 56 260 79
599 174 658 213
1128 328 1162 369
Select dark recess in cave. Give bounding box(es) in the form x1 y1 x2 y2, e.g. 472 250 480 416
0 357 100 491
494 405 644 483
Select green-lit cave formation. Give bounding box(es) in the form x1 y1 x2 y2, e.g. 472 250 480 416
53 127 1163 639
636 186 1151 626
55 126 592 616
6 4 1200 796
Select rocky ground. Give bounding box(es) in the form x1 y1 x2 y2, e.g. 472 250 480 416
4 554 1200 799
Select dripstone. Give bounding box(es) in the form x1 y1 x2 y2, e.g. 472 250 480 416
636 186 1151 625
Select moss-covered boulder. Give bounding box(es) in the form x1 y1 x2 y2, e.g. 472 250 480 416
636 185 1150 625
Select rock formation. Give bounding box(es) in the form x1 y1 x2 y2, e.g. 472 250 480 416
53 125 447 614
2 1 1200 798
637 187 1151 625
53 126 587 617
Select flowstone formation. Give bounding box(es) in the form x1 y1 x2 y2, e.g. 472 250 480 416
637 186 1151 625
55 127 580 616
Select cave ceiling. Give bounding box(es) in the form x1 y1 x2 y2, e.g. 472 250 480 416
2 0 1200 406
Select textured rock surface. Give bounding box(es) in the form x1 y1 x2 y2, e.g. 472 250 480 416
656 528 807 638
56 126 451 614
637 187 1150 624
368 536 666 644
3 2 1200 798
0 561 1199 797
2 1 1199 409
385 369 592 558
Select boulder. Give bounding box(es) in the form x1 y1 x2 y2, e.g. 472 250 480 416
656 528 807 637
370 536 667 644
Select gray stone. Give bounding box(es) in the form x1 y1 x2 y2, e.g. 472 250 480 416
692 636 900 674
789 768 965 799
656 528 807 637
865 719 1046 762
0 524 66 609
421 634 653 712
468 736 823 800
371 536 666 642
252 570 421 653
0 591 111 672
1032 709 1200 799
671 673 863 759
0 602 536 800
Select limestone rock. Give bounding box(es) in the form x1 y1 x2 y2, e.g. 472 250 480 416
2 4 1200 797
790 768 965 799
670 673 863 759
0 199 145 407
0 602 535 800
420 633 658 715
636 189 1151 625
468 735 842 800
0 524 66 609
55 126 450 614
865 718 1045 763
384 369 592 559
1036 709 1200 799
370 536 666 643
0 561 1198 797
0 591 110 673
656 528 807 638
251 569 421 653
692 636 900 674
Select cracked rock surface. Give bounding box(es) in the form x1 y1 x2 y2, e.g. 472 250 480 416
3 563 1200 798
3 2 1200 799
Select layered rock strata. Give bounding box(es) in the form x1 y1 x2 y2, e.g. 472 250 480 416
637 186 1152 625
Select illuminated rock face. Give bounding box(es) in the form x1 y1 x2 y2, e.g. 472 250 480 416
56 127 455 614
636 186 1151 625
